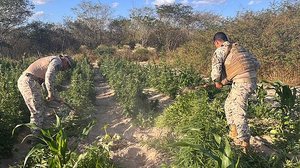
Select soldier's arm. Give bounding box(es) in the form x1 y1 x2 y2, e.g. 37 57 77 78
45 58 62 100
211 49 226 86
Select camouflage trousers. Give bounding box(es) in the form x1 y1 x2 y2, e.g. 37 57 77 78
18 73 44 129
224 82 257 141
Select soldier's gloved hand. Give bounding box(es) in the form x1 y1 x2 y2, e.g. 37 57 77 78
215 82 223 89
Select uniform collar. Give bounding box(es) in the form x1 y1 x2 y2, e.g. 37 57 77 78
221 41 230 47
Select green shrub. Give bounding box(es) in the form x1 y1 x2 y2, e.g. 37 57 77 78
146 63 203 98
0 59 30 158
155 89 227 167
174 134 240 168
155 85 299 167
248 84 272 119
100 57 150 117
146 64 179 98
75 145 115 168
156 89 226 133
61 57 95 114
94 45 116 56
58 57 96 137
12 115 114 168
268 82 300 158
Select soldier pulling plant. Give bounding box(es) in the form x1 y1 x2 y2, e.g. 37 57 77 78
210 32 260 152
17 55 74 136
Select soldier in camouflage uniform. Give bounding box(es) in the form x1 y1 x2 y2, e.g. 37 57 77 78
211 32 260 151
18 55 73 135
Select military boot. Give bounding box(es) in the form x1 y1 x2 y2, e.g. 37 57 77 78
240 139 250 154
229 125 250 153
232 138 250 153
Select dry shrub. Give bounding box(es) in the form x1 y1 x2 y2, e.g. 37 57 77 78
260 62 299 86
74 45 98 63
116 46 133 60
132 47 150 61
115 45 158 62
165 30 216 76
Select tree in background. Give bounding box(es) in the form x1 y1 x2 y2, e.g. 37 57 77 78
0 0 33 35
129 7 157 47
155 4 193 51
25 22 79 55
66 1 112 48
0 0 33 56
0 21 79 57
108 17 131 46
156 3 193 28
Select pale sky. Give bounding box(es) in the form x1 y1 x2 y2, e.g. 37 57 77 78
30 0 281 23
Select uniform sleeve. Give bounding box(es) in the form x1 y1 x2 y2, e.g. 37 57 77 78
45 58 62 99
211 48 226 82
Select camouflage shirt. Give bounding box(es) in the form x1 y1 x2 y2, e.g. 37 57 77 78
45 57 62 98
211 41 230 83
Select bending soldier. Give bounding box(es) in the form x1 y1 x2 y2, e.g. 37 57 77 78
211 32 260 151
17 55 73 135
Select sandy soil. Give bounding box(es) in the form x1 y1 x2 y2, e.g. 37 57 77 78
81 64 170 168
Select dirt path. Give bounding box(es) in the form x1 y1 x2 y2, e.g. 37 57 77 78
81 64 170 168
